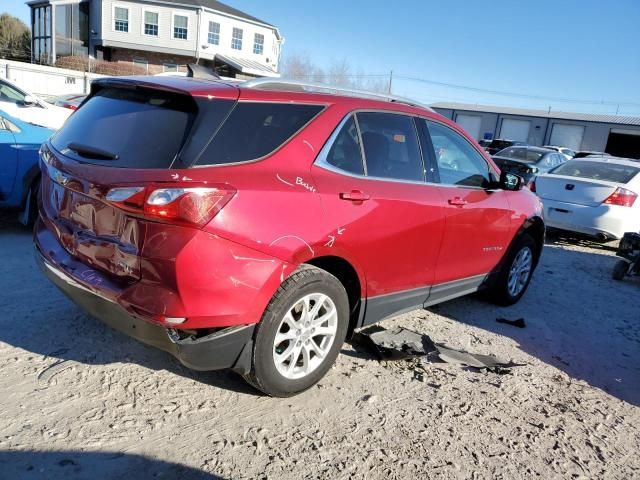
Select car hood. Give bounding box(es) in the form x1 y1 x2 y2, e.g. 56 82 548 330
0 101 72 130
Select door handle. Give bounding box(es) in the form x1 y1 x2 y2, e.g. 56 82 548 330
340 190 370 202
448 197 467 206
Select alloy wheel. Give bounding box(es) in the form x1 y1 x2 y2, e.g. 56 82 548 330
507 246 533 297
272 293 338 380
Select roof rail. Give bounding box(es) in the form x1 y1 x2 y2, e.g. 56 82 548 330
242 78 433 111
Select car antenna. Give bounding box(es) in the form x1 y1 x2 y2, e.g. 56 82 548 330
186 64 221 80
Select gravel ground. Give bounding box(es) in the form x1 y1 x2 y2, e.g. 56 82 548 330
0 223 639 479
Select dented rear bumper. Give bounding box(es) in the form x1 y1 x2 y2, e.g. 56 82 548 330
35 248 255 372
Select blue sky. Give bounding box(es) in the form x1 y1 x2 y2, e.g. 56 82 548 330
4 0 640 114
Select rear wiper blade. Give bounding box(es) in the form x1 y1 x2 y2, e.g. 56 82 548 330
67 142 119 160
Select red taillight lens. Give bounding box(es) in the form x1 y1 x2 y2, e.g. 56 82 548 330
145 187 234 226
603 187 637 207
528 179 536 192
106 185 235 227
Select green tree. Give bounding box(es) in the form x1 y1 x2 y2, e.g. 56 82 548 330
0 13 31 61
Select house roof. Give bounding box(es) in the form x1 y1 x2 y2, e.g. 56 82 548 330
172 0 274 27
431 102 640 127
216 54 279 77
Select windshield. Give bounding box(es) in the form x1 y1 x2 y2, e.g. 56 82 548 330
550 160 640 184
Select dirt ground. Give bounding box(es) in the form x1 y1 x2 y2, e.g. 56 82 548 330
0 222 639 480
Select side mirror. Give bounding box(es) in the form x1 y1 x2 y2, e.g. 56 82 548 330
23 95 38 106
500 171 524 191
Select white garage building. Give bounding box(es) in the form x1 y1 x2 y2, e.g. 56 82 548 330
432 102 640 159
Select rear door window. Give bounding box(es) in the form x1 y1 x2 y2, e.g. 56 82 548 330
51 86 198 168
356 112 424 182
325 116 365 175
196 102 324 165
550 160 640 183
424 120 492 188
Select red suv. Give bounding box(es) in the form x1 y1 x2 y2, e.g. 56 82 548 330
34 76 544 397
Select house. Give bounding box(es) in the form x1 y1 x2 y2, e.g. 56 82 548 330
27 0 283 77
432 102 640 159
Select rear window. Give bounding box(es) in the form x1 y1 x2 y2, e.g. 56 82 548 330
496 147 543 163
195 102 324 165
550 160 640 184
51 87 198 168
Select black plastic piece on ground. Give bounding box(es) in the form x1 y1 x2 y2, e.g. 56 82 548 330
496 317 526 328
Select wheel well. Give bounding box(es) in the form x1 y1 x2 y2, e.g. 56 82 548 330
305 256 362 337
523 216 545 264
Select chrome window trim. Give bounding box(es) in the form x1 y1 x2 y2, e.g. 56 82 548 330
352 114 368 176
314 109 492 190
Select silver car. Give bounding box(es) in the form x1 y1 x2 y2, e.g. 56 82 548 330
534 156 640 240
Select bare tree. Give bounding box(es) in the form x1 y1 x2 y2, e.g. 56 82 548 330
0 13 30 61
281 52 389 93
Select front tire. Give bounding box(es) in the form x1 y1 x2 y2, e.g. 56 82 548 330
489 233 537 306
244 265 349 397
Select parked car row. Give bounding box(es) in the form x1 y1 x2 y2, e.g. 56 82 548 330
534 156 640 240
484 137 640 240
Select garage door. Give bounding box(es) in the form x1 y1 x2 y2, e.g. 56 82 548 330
499 118 530 142
606 129 640 159
549 124 584 150
454 114 482 140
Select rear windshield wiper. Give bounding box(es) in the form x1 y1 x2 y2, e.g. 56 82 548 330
67 142 119 160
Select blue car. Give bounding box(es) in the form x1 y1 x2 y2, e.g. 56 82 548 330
0 110 53 224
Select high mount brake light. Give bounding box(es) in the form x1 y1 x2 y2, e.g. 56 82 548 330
106 185 235 227
603 187 637 208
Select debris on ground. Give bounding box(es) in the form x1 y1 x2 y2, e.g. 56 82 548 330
353 326 523 374
496 317 526 328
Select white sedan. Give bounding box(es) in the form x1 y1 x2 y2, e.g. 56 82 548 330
0 77 72 129
534 156 640 240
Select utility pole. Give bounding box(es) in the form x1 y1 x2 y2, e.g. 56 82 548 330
388 70 393 94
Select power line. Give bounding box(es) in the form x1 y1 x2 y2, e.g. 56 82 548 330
282 71 640 108
393 75 640 108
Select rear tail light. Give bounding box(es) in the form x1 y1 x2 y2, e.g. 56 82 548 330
603 187 637 207
106 185 235 227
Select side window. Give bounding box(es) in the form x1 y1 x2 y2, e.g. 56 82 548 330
356 112 424 182
539 153 554 168
0 81 26 104
425 120 491 188
2 118 20 133
325 116 365 175
553 153 564 166
196 102 324 165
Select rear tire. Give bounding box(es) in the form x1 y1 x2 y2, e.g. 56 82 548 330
612 259 628 281
489 233 537 306
243 265 349 397
27 180 40 226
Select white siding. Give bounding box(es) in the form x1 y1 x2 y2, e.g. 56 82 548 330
101 0 198 55
198 10 280 71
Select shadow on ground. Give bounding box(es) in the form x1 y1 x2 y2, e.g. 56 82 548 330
0 450 222 480
2 223 639 404
0 226 258 397
423 238 640 406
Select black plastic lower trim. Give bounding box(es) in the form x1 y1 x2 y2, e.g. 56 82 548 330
36 249 255 372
